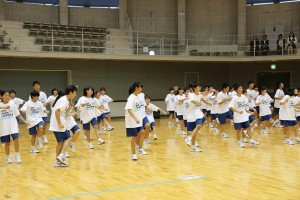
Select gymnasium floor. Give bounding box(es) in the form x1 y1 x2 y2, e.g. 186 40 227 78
1 118 300 200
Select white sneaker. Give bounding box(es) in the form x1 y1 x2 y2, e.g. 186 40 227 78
222 133 229 138
102 127 107 131
261 130 268 134
30 147 40 153
70 142 76 152
98 138 105 145
88 143 94 149
143 142 148 149
295 137 300 144
241 138 248 143
285 139 295 145
195 141 199 147
6 157 12 164
37 138 43 149
56 154 69 166
137 148 148 155
190 147 202 152
213 128 219 133
153 135 158 140
168 121 174 126
180 131 186 135
250 139 260 146
209 123 214 128
83 135 87 140
64 151 70 158
216 118 220 124
237 141 245 148
15 154 22 163
107 126 114 131
243 130 249 138
145 138 151 144
132 154 137 161
265 127 269 133
276 123 283 128
42 135 48 143
185 137 191 146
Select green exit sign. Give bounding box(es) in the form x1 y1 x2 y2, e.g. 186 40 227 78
270 64 276 70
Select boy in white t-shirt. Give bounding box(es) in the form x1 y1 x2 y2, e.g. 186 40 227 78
279 87 300 145
21 91 48 153
0 91 28 164
273 81 285 127
49 85 77 167
256 86 274 134
165 88 175 126
145 95 167 140
9 90 25 109
229 85 260 148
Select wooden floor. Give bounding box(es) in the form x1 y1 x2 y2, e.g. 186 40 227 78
1 118 300 200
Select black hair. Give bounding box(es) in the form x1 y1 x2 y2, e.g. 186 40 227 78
145 95 150 100
128 82 143 95
52 90 65 107
178 87 183 91
51 88 58 95
0 90 4 96
204 85 210 89
192 82 201 89
184 87 190 92
32 81 40 86
286 87 296 96
9 90 16 95
169 87 174 92
100 87 106 92
65 85 77 95
254 85 259 89
222 83 230 90
83 87 94 98
260 86 267 92
234 84 242 91
276 81 283 88
247 80 254 86
30 90 40 98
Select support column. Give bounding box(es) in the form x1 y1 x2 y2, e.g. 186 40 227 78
178 0 186 47
0 0 5 20
238 0 246 46
119 0 128 29
59 0 68 25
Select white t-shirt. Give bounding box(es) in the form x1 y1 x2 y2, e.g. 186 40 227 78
228 94 249 123
210 96 219 114
49 96 69 132
29 91 48 117
176 94 186 116
165 94 175 111
279 95 300 120
274 89 285 108
0 101 20 137
204 93 214 111
217 92 231 114
100 95 113 112
145 103 159 123
246 89 256 108
183 99 190 120
125 93 145 128
9 97 24 109
256 94 273 116
94 97 103 117
187 93 204 122
295 97 300 117
75 96 98 124
20 100 45 129
138 93 147 118
66 109 78 130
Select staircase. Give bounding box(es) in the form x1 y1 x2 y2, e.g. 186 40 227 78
105 29 133 55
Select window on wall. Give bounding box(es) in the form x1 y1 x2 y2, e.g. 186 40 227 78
247 0 300 6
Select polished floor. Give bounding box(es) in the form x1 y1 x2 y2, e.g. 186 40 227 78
0 118 300 200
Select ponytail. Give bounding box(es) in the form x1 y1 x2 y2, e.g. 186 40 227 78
52 90 64 107
128 82 142 95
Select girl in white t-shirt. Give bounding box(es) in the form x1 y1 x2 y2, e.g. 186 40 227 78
273 81 285 127
99 87 114 130
94 91 113 133
0 91 28 164
145 95 167 140
229 85 260 148
256 87 274 134
46 88 58 109
279 87 300 145
210 90 219 133
125 82 147 161
175 88 187 135
202 86 215 129
75 87 105 149
295 90 300 131
165 88 175 126
21 91 49 153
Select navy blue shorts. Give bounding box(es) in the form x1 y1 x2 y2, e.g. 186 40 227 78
234 121 250 130
274 108 280 115
16 117 20 123
29 121 44 135
126 126 144 137
70 125 80 134
297 116 300 121
42 117 47 124
261 114 272 121
168 111 175 115
249 115 255 123
105 111 111 115
255 106 259 114
53 130 71 142
82 118 97 130
187 118 205 131
177 115 183 120
281 120 297 127
150 122 155 128
97 114 107 123
211 113 218 120
143 117 150 127
184 120 187 127
218 111 233 124
1 133 18 143
202 109 207 113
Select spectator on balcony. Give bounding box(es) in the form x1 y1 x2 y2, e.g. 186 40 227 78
287 31 297 55
249 35 259 56
260 35 269 56
276 34 286 55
